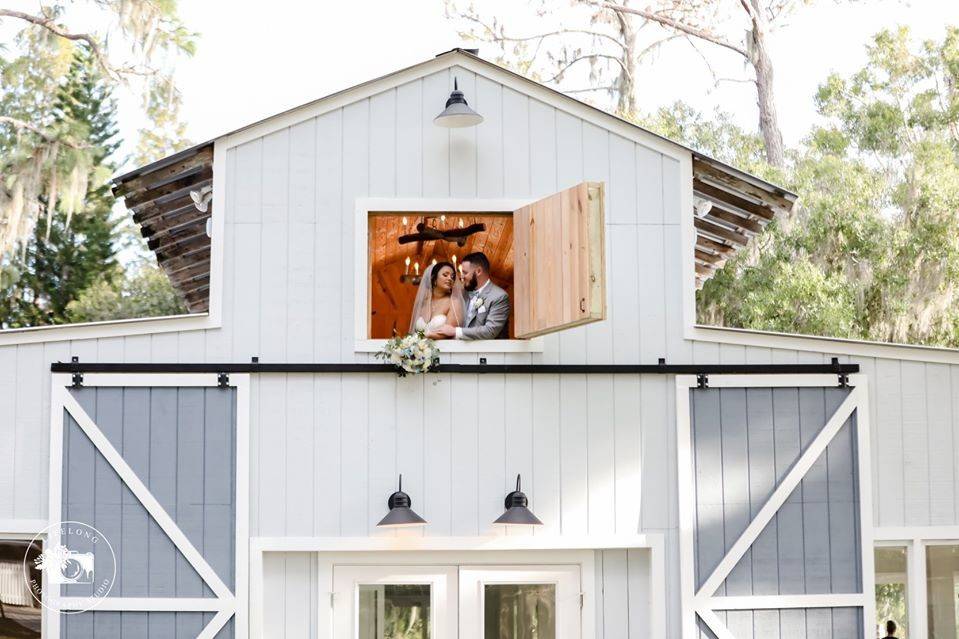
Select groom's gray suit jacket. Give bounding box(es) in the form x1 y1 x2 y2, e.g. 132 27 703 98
461 282 510 340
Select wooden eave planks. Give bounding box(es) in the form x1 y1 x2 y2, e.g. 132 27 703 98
111 143 214 313
692 157 796 288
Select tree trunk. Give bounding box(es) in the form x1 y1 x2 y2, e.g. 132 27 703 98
614 9 638 116
748 12 785 167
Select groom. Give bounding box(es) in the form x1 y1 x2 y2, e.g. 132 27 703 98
430 252 510 340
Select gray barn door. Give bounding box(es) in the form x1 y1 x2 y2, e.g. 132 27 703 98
52 381 239 639
678 377 873 639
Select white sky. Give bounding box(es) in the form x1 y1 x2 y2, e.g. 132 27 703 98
4 0 958 167
107 0 959 171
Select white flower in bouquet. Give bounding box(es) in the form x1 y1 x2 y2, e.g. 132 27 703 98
376 331 439 375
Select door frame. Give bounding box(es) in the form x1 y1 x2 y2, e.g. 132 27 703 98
47 372 251 639
458 564 582 639
250 534 662 639
675 373 875 639
332 564 459 638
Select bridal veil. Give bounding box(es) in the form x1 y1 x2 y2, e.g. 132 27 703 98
409 263 468 334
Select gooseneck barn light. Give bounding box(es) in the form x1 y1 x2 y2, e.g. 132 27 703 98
433 77 484 128
376 474 427 528
494 474 543 526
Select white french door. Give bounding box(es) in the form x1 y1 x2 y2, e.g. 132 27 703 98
331 564 582 638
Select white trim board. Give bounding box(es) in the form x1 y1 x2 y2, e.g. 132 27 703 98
353 197 545 352
250 534 664 639
688 323 959 365
675 374 875 639
47 372 250 639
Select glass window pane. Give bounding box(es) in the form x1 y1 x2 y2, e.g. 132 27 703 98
484 583 556 639
875 546 908 638
927 545 959 639
0 538 42 638
357 584 431 639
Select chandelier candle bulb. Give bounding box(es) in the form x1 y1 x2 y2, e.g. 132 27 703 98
414 262 419 276
404 256 411 274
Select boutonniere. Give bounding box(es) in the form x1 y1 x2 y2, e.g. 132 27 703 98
474 296 486 313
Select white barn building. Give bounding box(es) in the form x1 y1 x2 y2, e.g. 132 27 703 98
0 49 955 639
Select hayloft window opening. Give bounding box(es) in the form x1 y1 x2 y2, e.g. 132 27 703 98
364 182 607 345
367 211 516 339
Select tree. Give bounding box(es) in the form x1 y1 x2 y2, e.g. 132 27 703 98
691 27 959 348
0 47 120 328
0 1 196 254
66 263 186 323
447 0 847 167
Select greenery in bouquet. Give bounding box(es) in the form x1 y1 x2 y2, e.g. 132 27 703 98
376 331 440 375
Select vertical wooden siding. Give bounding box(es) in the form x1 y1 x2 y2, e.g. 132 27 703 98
691 386 863 639
60 386 236 638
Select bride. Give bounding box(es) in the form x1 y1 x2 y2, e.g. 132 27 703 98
410 262 466 338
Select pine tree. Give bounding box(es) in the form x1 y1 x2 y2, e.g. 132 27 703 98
0 47 119 329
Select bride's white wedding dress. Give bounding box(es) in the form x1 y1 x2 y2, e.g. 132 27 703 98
415 314 447 333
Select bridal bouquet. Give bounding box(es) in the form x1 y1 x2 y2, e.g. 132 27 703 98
376 331 440 375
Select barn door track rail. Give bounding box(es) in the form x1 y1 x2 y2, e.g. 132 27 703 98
52 357 859 379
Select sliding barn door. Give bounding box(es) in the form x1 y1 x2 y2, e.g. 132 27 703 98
676 375 874 639
48 374 248 639
513 181 606 339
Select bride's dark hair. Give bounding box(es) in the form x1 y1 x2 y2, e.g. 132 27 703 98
430 261 455 293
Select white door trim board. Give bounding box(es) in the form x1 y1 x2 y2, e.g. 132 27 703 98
47 372 250 639
675 373 875 639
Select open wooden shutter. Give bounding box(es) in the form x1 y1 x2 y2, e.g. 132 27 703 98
513 181 606 339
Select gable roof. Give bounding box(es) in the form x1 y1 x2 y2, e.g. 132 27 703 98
112 48 796 308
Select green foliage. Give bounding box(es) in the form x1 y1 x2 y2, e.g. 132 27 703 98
0 45 187 328
66 263 186 323
0 47 119 328
0 0 197 252
660 26 959 347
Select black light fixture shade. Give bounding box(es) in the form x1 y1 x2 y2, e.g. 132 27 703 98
377 474 428 528
494 474 543 526
433 77 484 128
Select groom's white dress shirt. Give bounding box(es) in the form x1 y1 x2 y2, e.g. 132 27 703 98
455 279 491 339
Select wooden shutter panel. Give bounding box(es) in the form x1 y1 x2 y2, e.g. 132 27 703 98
513 182 606 339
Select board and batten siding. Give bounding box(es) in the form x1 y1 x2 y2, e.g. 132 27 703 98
690 386 863 639
61 386 237 638
0 59 956 639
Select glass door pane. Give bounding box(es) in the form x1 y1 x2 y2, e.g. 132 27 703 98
358 584 432 638
460 566 580 639
875 546 908 638
927 545 959 639
484 583 556 638
333 565 457 639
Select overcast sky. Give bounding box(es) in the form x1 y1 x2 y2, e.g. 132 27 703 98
0 0 937 169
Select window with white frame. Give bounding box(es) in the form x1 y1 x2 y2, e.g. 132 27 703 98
0 537 42 638
332 563 581 638
358 182 606 348
873 534 959 639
